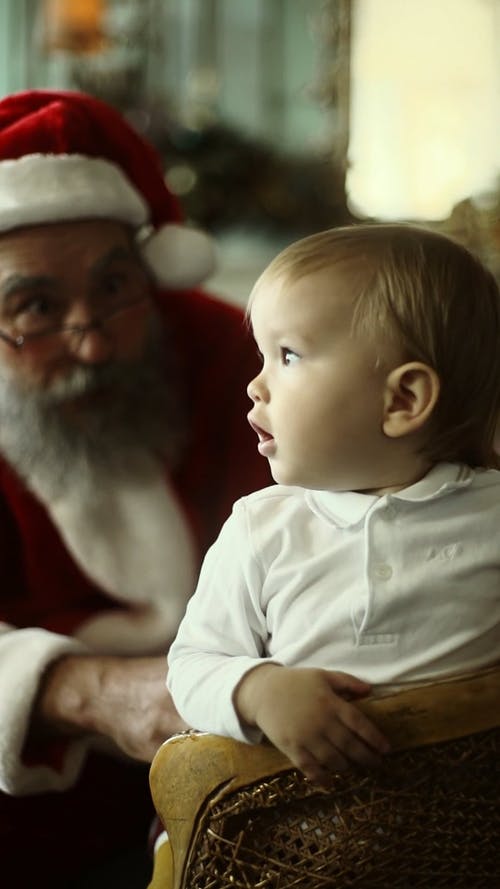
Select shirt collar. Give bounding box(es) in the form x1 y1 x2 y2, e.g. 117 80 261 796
306 463 473 528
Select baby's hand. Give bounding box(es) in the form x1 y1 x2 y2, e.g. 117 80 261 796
234 664 390 784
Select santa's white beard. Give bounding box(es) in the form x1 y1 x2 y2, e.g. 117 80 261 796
0 320 186 502
0 320 197 653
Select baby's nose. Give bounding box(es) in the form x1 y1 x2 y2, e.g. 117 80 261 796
247 376 261 402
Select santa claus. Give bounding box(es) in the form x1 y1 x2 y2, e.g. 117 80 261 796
0 89 270 887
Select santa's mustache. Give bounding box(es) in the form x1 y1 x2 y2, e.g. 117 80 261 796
0 319 187 500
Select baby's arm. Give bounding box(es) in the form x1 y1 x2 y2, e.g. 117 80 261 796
234 663 390 784
167 503 273 740
169 500 390 777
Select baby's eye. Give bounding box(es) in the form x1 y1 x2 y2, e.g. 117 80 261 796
280 347 300 366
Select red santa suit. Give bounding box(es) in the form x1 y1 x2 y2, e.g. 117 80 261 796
0 90 272 886
0 285 271 884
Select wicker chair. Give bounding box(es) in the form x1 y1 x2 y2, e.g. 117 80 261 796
148 667 500 889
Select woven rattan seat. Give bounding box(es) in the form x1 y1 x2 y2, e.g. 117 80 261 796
148 667 500 889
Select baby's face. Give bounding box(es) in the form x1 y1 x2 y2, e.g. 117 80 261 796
247 266 404 492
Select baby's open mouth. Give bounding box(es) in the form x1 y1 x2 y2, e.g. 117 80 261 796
248 418 272 441
248 417 276 456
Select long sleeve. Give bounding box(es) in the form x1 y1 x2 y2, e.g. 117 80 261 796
0 622 90 794
167 500 271 742
168 468 500 747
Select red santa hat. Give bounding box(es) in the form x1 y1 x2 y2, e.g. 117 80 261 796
0 89 215 288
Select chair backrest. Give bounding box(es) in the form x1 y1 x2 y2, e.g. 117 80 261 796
149 667 500 889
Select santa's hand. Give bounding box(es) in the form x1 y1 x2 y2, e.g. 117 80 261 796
33 654 187 762
234 664 390 784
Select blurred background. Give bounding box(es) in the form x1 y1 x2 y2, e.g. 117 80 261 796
0 0 498 305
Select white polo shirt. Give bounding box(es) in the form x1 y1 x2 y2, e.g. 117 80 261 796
168 463 500 742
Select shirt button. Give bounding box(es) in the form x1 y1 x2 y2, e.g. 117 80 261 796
374 562 393 580
443 543 461 559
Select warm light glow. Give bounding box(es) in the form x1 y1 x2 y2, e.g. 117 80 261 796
43 0 106 53
347 0 500 220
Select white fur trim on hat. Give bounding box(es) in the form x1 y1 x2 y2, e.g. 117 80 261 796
140 224 216 288
0 153 148 231
0 153 216 288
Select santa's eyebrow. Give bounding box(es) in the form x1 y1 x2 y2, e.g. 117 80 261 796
0 275 56 304
0 245 140 306
90 245 138 277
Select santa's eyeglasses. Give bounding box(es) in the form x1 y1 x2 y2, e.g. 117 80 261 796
0 296 150 355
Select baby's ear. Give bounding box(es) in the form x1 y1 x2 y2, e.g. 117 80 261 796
382 362 440 439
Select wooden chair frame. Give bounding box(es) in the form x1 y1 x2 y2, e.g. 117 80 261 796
149 667 500 889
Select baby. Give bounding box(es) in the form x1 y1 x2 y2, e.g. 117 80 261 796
168 224 500 784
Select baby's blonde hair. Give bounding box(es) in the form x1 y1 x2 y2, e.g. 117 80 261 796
251 224 500 468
